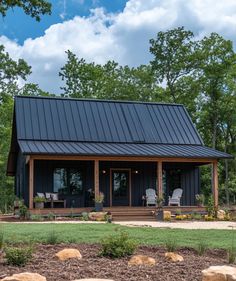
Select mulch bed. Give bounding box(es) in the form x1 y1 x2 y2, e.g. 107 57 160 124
0 244 228 281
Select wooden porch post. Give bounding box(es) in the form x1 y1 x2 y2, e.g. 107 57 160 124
212 161 219 208
94 160 99 202
29 158 34 209
157 161 163 197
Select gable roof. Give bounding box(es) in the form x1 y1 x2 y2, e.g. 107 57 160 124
15 96 203 145
7 96 232 175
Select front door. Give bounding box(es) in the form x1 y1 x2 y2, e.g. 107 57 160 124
111 169 130 206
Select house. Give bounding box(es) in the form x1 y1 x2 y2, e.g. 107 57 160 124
7 96 232 214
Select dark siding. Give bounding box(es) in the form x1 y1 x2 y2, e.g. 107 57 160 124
99 161 157 207
34 160 94 208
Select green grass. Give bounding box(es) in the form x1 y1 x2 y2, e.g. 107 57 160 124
0 222 234 249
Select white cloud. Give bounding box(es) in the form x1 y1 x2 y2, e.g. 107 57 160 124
0 0 236 94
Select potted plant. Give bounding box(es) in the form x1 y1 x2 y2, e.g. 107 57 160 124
95 192 104 212
195 194 205 207
156 195 164 221
34 196 46 209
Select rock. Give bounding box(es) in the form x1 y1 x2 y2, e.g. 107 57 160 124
165 252 184 262
73 279 114 281
55 248 82 261
202 265 236 281
88 212 107 221
128 255 156 266
163 211 171 221
1 272 46 281
217 210 226 220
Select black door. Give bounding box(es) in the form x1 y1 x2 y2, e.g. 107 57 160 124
112 170 130 206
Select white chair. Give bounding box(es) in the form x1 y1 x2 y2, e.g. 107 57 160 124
146 188 157 206
168 188 183 206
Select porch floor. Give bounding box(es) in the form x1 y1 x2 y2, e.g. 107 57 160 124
29 206 206 221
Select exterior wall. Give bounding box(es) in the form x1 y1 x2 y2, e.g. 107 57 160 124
99 161 157 207
34 160 94 208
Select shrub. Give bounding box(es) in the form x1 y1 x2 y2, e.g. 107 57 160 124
165 239 177 252
192 213 202 220
227 246 236 264
100 231 137 258
46 229 58 244
47 212 56 221
19 203 29 219
196 241 208 256
206 196 216 217
5 246 33 266
30 214 44 221
0 227 4 249
81 212 89 221
175 209 182 215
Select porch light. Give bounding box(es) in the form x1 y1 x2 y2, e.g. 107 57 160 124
101 170 107 174
133 170 139 174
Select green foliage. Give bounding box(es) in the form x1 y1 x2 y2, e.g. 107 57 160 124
165 239 178 252
206 196 216 217
195 241 208 256
191 213 202 220
4 246 33 266
47 212 56 221
30 214 44 221
100 231 137 258
18 203 29 219
0 226 4 249
81 212 89 221
0 0 51 21
227 246 236 264
46 229 58 244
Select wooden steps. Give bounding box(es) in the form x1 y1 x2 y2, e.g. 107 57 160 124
104 207 157 221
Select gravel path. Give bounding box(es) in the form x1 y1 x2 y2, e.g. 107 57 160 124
114 221 236 229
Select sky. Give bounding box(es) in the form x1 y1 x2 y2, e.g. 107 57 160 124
1 0 236 94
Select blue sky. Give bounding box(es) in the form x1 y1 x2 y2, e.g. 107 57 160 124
0 0 127 44
0 0 236 94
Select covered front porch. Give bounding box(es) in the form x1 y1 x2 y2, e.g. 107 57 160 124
26 155 219 211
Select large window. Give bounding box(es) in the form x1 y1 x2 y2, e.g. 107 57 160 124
53 168 83 195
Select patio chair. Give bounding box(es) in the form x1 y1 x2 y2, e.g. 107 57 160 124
168 188 183 206
145 188 157 206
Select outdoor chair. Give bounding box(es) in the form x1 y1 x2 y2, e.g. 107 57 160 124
168 188 183 206
145 188 157 206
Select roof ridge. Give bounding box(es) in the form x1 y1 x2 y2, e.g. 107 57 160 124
14 95 184 107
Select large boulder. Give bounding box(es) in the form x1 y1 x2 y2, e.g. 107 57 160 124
1 272 46 281
88 212 107 221
202 266 236 281
55 248 82 261
128 255 156 266
217 210 226 220
163 211 171 221
165 252 184 262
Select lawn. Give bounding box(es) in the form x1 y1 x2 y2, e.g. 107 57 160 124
0 222 234 249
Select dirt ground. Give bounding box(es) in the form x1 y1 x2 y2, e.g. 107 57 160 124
0 244 228 281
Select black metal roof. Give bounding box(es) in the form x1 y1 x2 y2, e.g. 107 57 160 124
7 96 233 175
15 96 203 145
18 140 232 159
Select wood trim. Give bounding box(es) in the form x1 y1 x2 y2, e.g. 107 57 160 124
29 158 34 209
110 168 132 207
94 160 99 202
158 161 163 196
30 154 216 163
212 161 219 208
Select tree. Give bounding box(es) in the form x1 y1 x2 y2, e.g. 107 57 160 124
149 26 198 103
0 0 51 21
59 50 162 102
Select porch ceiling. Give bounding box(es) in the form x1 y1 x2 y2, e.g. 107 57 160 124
18 140 232 159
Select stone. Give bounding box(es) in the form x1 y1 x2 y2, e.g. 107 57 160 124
55 248 82 261
163 211 171 221
165 252 184 262
1 272 46 281
128 255 156 266
202 266 236 281
88 212 107 221
217 210 226 220
73 279 114 281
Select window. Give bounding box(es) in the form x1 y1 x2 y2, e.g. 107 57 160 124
53 168 83 195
